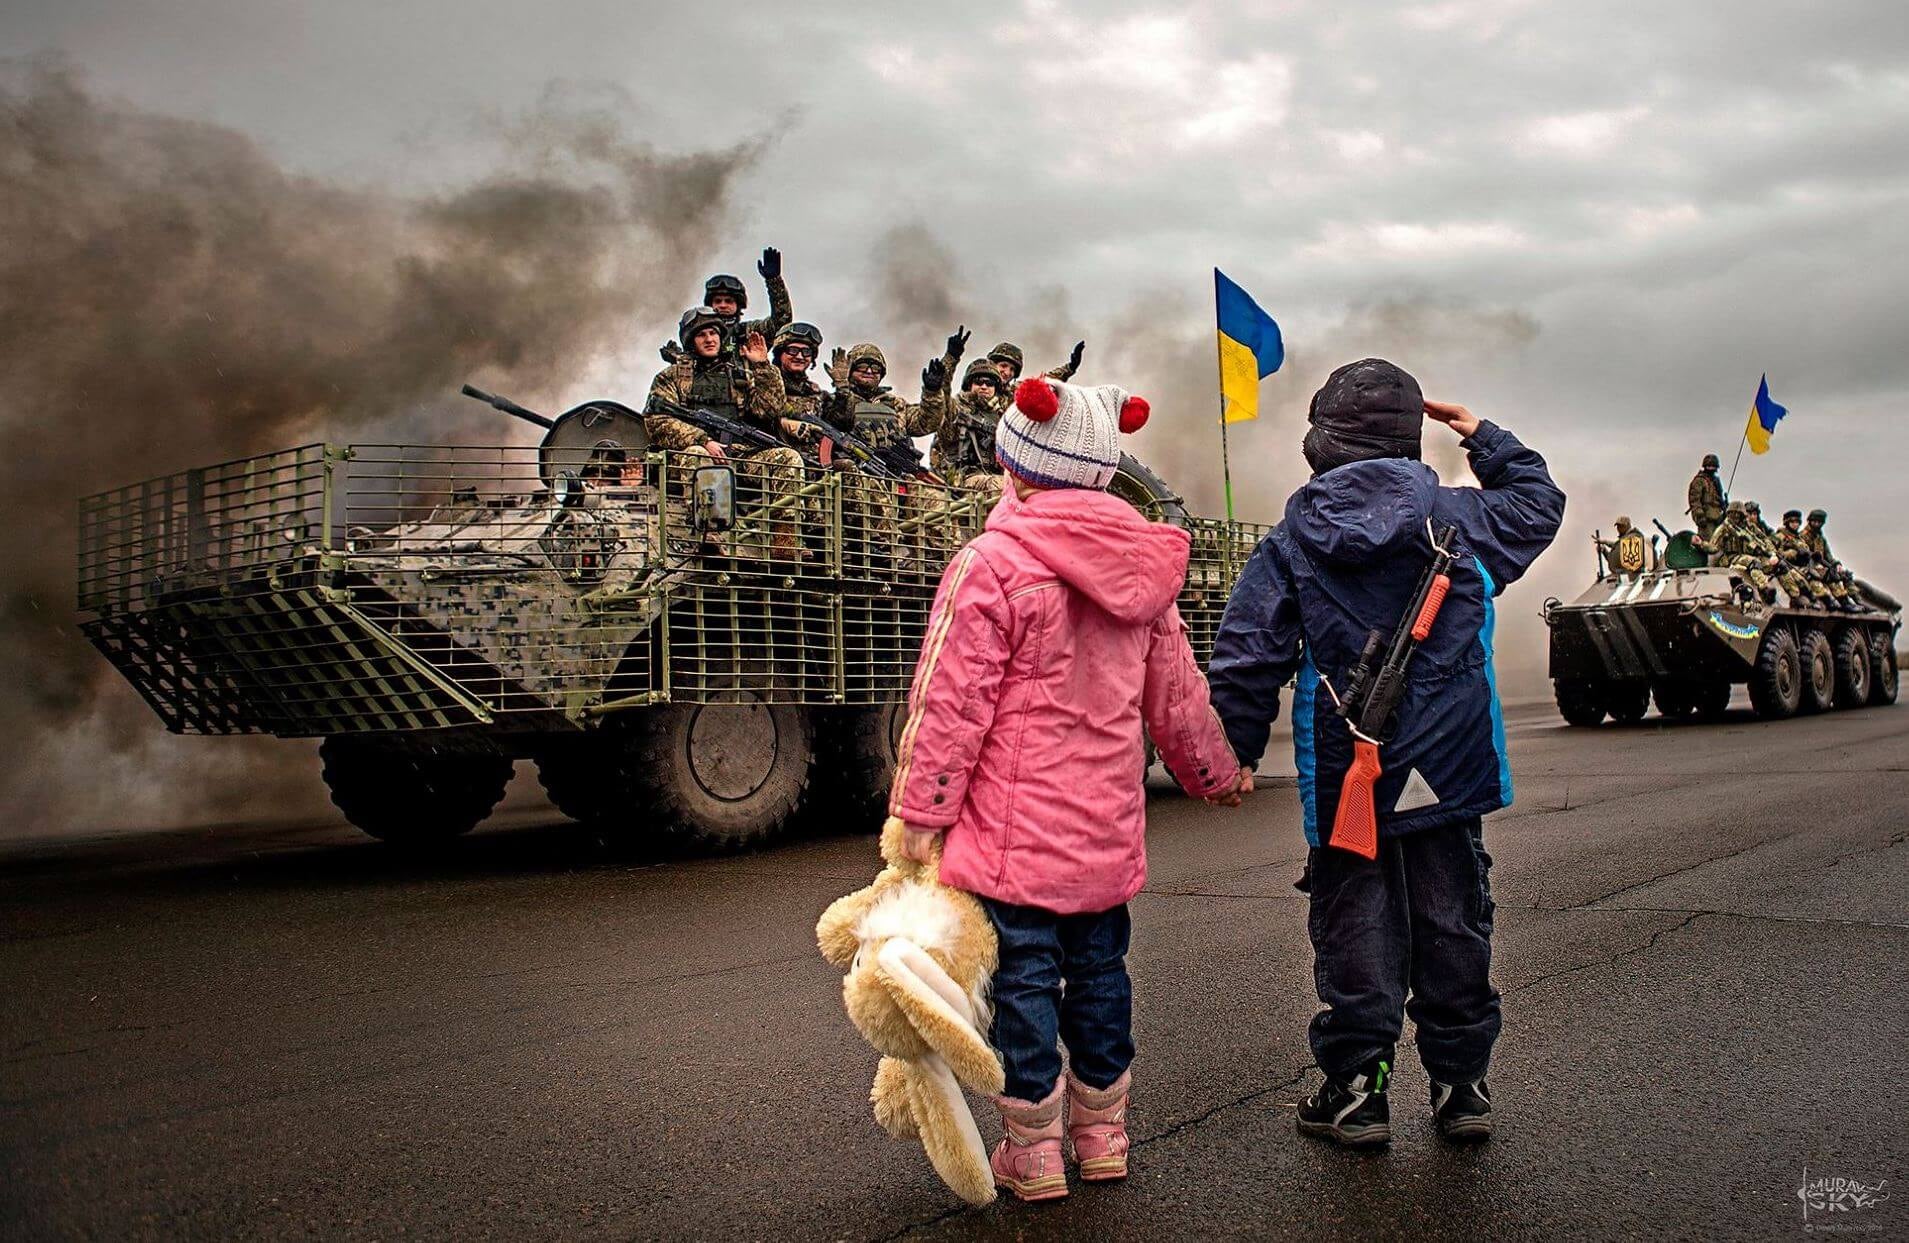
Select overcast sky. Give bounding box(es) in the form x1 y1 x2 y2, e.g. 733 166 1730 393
4 0 1906 828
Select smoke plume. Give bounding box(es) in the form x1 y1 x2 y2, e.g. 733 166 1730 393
0 60 769 836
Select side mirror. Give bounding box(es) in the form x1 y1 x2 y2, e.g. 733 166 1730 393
693 465 736 534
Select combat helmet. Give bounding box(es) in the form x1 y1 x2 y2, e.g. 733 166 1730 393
703 273 748 312
1808 508 1828 522
960 359 1005 392
844 343 888 382
986 342 1025 377
1614 515 1633 533
1702 453 1720 470
677 306 725 349
772 321 823 362
1782 509 1802 523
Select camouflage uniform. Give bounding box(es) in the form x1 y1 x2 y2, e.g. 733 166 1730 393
719 272 793 357
773 334 894 569
986 341 1080 386
646 350 804 558
1686 462 1725 538
1774 523 1837 606
1705 509 1811 604
826 343 952 570
925 358 1011 492
1796 513 1856 606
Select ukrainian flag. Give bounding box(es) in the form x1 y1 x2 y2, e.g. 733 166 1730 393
1744 374 1787 455
1216 269 1284 423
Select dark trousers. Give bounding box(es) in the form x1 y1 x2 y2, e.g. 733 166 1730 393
1307 817 1501 1084
981 898 1134 1101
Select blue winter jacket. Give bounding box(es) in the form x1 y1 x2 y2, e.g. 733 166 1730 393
1208 421 1565 845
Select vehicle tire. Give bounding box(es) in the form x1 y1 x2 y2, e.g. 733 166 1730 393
809 701 907 834
1108 454 1190 527
1832 627 1872 710
1870 630 1899 706
1797 627 1835 714
1606 681 1650 725
320 737 512 845
1651 681 1695 719
1749 626 1802 719
541 695 814 851
1692 679 1733 721
1554 677 1607 727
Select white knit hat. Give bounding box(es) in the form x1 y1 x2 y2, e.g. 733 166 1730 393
995 377 1151 490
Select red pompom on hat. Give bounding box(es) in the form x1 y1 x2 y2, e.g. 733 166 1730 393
1014 376 1060 422
1118 395 1150 433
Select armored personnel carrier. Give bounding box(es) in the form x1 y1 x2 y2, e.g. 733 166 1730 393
76 392 1261 849
1544 532 1899 726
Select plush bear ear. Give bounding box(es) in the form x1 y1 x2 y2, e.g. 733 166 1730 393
1014 377 1059 421
1118 394 1150 433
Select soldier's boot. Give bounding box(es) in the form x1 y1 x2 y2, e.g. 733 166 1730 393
1065 1070 1130 1181
990 1081 1068 1201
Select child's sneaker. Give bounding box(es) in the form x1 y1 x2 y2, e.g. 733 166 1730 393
1065 1070 1131 1181
1430 1078 1493 1141
990 1081 1069 1201
1296 1058 1391 1148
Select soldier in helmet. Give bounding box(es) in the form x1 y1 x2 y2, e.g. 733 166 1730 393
823 342 945 448
1596 516 1652 575
769 321 895 565
1798 508 1862 611
661 247 795 362
986 339 1086 387
1687 453 1725 539
1774 508 1843 609
647 307 805 557
1696 503 1781 603
915 327 1007 491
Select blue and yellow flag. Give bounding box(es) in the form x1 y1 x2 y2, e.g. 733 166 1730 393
1744 374 1787 455
1216 269 1284 423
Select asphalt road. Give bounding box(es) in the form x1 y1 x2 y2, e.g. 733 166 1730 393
3 699 1905 1241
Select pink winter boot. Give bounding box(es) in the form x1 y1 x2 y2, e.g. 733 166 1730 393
990 1080 1069 1201
1066 1070 1131 1181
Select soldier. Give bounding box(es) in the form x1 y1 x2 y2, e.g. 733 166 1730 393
918 327 1009 490
986 339 1086 387
1596 516 1651 575
660 248 794 363
1793 508 1862 612
770 322 893 567
824 342 945 449
647 307 804 557
1686 453 1725 538
1774 509 1841 609
1696 503 1781 603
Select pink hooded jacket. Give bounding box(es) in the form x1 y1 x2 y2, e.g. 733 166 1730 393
890 486 1240 914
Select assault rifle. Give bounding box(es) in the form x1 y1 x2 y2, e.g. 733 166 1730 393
648 396 807 461
1322 522 1461 860
782 409 941 483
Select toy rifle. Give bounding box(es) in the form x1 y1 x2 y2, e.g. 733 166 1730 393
1323 522 1461 860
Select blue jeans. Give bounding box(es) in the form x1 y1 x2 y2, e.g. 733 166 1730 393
980 899 1134 1101
1306 817 1501 1083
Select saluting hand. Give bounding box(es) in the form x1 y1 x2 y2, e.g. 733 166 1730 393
1424 399 1481 438
740 330 769 364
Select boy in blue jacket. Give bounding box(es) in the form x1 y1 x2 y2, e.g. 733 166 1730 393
1209 359 1564 1145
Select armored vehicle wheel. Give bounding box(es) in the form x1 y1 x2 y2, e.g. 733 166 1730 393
1651 682 1695 719
1832 627 1872 709
1797 628 1835 714
1749 626 1802 719
540 697 815 850
1554 677 1607 727
809 702 907 833
1108 454 1189 526
1606 681 1650 725
1871 630 1899 705
320 738 512 845
1692 679 1733 720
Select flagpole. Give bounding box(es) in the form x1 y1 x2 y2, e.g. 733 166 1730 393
1724 418 1749 499
1216 331 1236 524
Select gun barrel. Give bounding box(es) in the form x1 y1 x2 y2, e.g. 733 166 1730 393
460 383 554 430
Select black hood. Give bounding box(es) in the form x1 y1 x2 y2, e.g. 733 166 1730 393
1303 358 1423 475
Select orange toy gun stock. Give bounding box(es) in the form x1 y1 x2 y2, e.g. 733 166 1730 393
1326 523 1460 860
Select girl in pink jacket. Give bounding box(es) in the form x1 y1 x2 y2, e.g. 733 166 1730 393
893 376 1246 1201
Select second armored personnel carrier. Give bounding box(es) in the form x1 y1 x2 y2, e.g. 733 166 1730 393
1545 540 1899 726
77 392 1262 850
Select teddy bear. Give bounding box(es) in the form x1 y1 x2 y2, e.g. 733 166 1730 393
816 815 1004 1205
